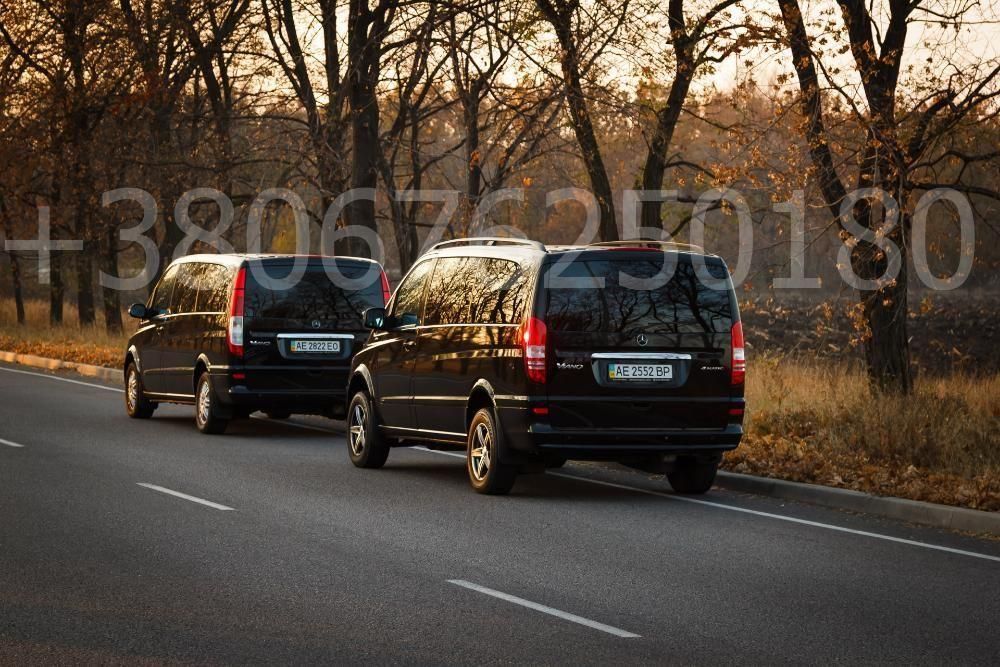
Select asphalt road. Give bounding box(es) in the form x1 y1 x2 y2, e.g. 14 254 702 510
2 361 999 665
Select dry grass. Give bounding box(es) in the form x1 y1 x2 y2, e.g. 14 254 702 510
727 354 1000 511
2 299 998 510
0 299 128 368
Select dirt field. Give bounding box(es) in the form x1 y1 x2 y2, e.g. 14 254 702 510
740 291 1000 375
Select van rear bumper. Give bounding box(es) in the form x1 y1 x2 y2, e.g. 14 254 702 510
210 372 347 416
504 420 743 460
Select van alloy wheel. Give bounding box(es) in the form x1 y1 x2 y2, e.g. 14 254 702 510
347 392 389 468
466 408 516 495
197 380 211 426
195 372 228 434
470 422 492 482
127 367 140 412
349 403 367 457
124 361 155 419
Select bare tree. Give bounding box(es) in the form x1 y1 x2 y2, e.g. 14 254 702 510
777 0 1000 392
534 0 630 241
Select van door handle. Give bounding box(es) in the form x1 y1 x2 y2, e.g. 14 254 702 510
403 340 417 351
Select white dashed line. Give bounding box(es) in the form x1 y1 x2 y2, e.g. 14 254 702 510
0 437 26 448
136 483 235 511
447 579 640 638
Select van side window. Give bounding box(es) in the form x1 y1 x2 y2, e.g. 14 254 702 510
424 257 528 326
173 264 199 313
472 258 529 324
390 259 433 323
197 264 230 313
423 257 467 325
148 265 179 313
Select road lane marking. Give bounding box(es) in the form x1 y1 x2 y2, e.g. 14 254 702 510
136 483 235 511
412 447 1000 564
447 579 640 638
547 473 1000 564
0 438 26 448
0 366 123 392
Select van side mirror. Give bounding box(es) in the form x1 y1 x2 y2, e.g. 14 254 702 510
128 303 148 319
364 307 387 330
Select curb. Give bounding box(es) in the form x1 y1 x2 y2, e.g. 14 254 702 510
716 471 999 536
0 351 121 385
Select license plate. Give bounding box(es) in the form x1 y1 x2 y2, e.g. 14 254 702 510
608 363 673 381
289 339 341 354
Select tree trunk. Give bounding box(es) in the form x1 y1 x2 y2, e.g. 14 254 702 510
345 0 383 258
75 244 96 325
639 53 694 232
851 136 912 393
10 251 25 324
558 53 616 240
459 95 482 235
50 255 64 325
536 3 617 241
101 228 122 333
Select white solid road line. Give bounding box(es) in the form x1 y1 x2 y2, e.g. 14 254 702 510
447 579 641 638
0 437 26 448
548 473 1000 564
413 447 1000 564
0 365 123 392
136 483 235 511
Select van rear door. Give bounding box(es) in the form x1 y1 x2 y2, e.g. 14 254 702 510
241 259 385 393
540 252 736 430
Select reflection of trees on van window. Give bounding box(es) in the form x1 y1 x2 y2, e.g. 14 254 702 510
392 260 434 319
196 264 230 313
244 266 382 327
424 257 529 326
545 259 731 335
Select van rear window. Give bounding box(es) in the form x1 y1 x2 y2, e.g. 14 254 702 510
543 257 732 334
244 264 383 328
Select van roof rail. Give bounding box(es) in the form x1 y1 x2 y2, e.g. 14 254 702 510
431 237 546 252
587 240 706 253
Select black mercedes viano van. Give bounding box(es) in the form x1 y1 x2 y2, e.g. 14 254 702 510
346 238 745 494
124 254 389 434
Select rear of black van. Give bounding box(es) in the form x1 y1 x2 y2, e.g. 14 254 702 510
520 248 744 459
223 256 389 418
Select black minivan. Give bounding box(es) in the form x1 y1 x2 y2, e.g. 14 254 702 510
125 254 389 434
346 238 745 494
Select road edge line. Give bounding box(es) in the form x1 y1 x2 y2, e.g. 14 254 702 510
715 471 1000 537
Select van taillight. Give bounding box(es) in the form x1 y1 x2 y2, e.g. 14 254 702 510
731 320 745 386
380 270 391 305
519 317 547 384
228 266 246 357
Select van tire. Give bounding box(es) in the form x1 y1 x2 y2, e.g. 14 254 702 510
195 372 229 435
347 392 389 468
667 457 718 494
467 408 517 495
125 362 156 419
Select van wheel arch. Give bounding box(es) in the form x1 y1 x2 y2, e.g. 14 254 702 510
193 358 210 394
465 383 496 433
